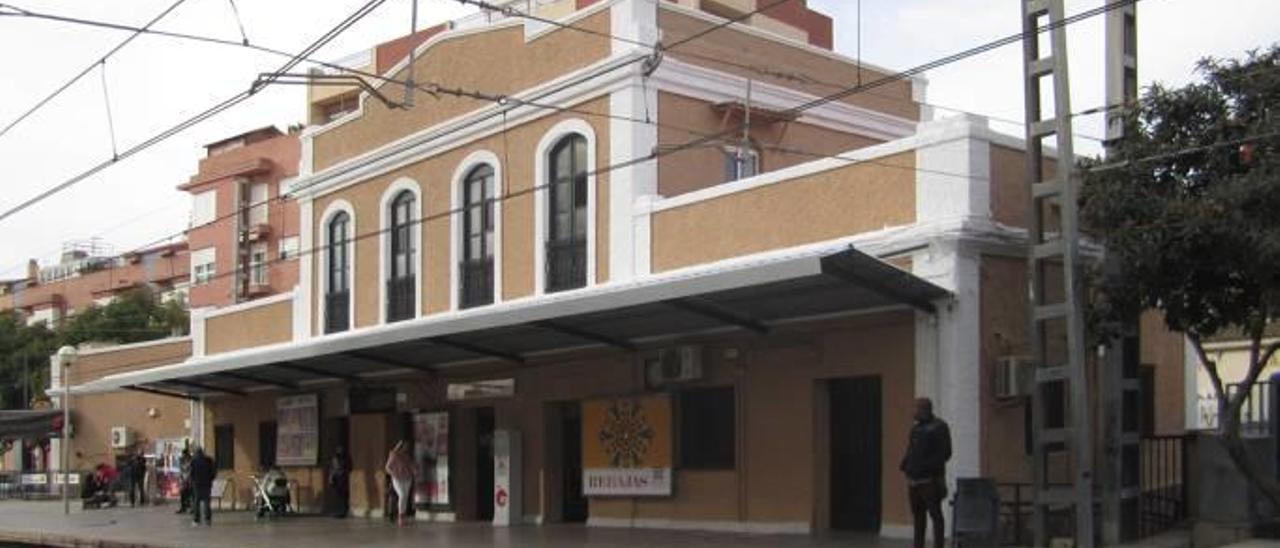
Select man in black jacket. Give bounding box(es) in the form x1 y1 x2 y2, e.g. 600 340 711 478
189 448 216 526
900 398 952 548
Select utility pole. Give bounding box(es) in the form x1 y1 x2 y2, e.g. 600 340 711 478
1101 1 1140 544
1020 0 1094 545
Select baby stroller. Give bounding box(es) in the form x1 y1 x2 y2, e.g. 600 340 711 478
250 468 292 519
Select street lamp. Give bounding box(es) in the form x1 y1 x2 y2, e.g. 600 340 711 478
56 345 77 516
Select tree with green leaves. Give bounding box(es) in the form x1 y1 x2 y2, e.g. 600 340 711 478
58 286 188 346
1081 46 1280 507
0 311 57 409
0 285 188 410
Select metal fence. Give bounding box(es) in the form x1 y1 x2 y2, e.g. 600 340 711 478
1138 435 1190 538
1225 380 1274 436
0 470 89 500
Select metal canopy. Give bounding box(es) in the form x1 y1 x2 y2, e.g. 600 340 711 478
0 409 62 440
78 246 950 398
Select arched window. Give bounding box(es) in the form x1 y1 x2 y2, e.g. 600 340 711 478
386 191 416 322
460 165 495 308
325 211 351 334
545 134 588 292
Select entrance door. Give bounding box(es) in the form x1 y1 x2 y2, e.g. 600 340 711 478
830 376 883 532
561 402 588 522
475 407 495 521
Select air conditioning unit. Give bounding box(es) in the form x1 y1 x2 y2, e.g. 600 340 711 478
110 426 134 449
645 345 704 388
994 356 1035 400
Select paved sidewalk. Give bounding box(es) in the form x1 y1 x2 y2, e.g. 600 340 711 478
0 501 1273 548
0 501 908 548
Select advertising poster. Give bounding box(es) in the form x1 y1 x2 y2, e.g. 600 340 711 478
152 437 189 498
582 394 673 497
276 394 319 466
412 411 450 505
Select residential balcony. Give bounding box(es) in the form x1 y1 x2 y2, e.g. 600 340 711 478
459 258 494 309
545 240 586 293
385 276 415 323
324 290 350 334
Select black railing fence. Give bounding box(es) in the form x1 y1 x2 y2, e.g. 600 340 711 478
460 259 494 309
385 276 415 322
546 239 586 293
324 290 350 334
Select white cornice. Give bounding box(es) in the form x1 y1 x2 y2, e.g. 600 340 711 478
290 53 647 199
649 57 917 142
657 1 926 90
303 0 622 142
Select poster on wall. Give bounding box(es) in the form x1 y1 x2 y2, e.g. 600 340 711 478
412 411 450 506
582 394 673 497
276 394 319 466
152 437 190 499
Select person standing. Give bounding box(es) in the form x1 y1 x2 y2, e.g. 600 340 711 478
328 446 352 518
189 448 216 526
128 452 147 507
384 441 415 527
901 398 952 548
175 448 193 514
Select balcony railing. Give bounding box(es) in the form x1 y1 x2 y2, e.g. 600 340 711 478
460 258 494 309
385 276 415 323
324 290 350 334
545 239 586 293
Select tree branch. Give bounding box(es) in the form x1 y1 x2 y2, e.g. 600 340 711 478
1189 332 1229 424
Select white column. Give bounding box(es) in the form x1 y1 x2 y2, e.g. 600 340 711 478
914 115 992 224
911 116 992 483
607 0 659 282
48 356 63 472
913 242 982 482
297 197 315 338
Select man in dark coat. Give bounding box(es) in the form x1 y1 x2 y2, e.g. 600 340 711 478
900 398 952 548
127 452 147 507
189 448 216 526
328 446 352 518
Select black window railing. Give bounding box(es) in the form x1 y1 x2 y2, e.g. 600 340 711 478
386 275 415 323
460 258 494 309
324 290 350 334
546 239 586 293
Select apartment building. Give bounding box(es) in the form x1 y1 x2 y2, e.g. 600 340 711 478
181 126 302 310
0 241 189 328
61 0 1192 537
21 128 301 479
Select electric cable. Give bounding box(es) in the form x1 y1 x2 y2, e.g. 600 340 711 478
0 0 1149 274
0 0 189 140
0 0 394 225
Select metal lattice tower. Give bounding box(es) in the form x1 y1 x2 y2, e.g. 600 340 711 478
1020 0 1095 546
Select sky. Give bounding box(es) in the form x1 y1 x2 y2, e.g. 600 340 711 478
0 0 1276 277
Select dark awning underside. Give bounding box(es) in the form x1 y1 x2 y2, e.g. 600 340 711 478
78 245 950 399
0 410 61 440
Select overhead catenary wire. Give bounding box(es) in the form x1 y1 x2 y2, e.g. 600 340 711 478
0 0 1108 146
98 61 119 160
0 0 1147 273
0 0 189 140
0 0 395 226
225 0 249 45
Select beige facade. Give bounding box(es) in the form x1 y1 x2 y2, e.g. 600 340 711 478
56 0 1192 540
60 339 193 471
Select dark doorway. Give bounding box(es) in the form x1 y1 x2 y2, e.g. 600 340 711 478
475 407 495 521
830 376 883 532
320 416 350 516
258 421 277 469
561 402 588 522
